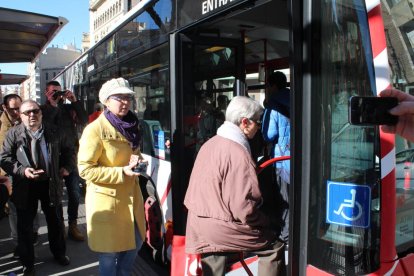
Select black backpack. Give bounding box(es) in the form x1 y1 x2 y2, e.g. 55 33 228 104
138 173 169 266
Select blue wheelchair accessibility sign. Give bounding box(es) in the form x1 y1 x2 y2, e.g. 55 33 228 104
326 181 371 228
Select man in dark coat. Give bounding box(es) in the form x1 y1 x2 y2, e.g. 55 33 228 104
42 80 88 241
0 100 75 275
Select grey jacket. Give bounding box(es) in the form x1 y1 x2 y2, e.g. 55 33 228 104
0 123 75 209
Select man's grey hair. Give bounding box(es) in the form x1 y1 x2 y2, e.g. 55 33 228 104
20 100 40 112
225 96 263 125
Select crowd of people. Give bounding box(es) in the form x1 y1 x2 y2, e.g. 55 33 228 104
0 80 89 275
0 71 413 276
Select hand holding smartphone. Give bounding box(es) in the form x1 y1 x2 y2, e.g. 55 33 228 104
348 96 398 125
33 169 45 175
129 154 148 174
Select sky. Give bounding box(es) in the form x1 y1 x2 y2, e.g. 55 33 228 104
0 0 89 75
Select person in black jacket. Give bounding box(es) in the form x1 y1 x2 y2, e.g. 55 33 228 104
42 80 88 241
0 100 75 275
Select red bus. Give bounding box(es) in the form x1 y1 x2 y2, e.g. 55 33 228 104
54 0 414 274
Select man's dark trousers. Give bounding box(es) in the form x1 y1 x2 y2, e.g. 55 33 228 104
64 168 81 223
16 180 65 269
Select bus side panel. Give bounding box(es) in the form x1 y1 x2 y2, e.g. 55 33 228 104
308 263 407 276
306 265 336 276
366 0 397 264
400 254 414 276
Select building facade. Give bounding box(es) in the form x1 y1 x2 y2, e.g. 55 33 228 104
89 0 140 46
382 0 414 90
22 45 81 103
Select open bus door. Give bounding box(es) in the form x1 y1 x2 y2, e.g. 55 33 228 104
170 33 245 236
292 0 414 275
291 0 386 274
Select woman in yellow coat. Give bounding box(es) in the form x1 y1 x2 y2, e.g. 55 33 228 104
78 78 146 276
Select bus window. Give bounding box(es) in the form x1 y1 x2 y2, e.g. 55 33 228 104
182 42 240 155
121 45 171 161
117 0 173 59
381 0 414 256
307 0 381 274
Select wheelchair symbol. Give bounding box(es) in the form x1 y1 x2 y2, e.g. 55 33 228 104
333 189 362 221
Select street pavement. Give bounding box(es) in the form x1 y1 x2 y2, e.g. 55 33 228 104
0 187 169 276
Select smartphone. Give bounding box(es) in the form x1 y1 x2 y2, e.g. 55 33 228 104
133 162 148 173
348 96 398 125
33 169 45 175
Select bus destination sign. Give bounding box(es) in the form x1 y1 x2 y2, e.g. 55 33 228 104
178 0 246 28
202 0 238 15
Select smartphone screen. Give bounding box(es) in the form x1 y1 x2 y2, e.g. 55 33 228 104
348 96 398 125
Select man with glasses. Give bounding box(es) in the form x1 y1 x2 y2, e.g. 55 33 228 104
0 100 75 275
42 81 88 241
0 94 40 258
0 94 22 138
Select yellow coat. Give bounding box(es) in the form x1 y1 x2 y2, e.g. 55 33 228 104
78 114 146 253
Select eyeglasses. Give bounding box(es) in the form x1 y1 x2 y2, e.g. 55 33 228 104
21 109 41 116
6 107 20 112
109 95 134 102
250 118 262 127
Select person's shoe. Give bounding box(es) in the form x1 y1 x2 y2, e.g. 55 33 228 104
23 266 35 276
13 246 19 259
68 221 85 241
55 255 70 266
32 232 39 246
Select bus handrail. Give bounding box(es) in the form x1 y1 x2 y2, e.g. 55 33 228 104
257 156 290 175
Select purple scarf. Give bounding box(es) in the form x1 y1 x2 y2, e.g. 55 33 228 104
104 109 141 150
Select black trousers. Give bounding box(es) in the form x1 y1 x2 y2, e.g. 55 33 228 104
0 184 9 219
16 181 66 269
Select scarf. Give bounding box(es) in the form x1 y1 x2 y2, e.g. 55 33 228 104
104 109 141 150
26 125 46 170
216 121 251 154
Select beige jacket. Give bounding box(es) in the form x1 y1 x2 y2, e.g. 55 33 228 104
0 111 18 150
0 111 19 175
78 114 146 252
184 134 275 254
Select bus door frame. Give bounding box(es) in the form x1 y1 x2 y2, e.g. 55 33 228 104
170 31 245 235
289 0 309 275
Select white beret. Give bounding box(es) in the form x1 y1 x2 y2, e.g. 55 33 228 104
99 78 134 104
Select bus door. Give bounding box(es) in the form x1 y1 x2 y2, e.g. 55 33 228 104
171 33 245 235
292 0 408 275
